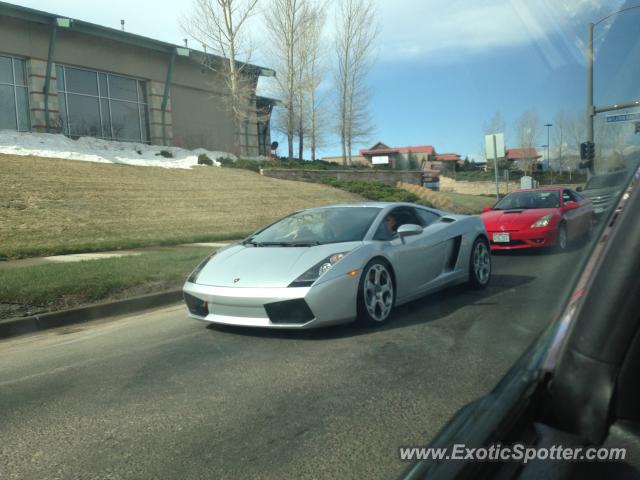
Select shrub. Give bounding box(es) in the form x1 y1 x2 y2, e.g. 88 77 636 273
216 157 235 167
320 178 433 207
218 157 375 172
197 154 214 166
157 150 174 158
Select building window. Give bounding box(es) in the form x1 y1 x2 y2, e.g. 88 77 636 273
0 55 30 131
257 121 269 157
56 65 149 143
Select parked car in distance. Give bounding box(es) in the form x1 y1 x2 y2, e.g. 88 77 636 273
578 169 627 218
480 188 593 251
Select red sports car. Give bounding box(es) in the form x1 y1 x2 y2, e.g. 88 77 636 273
479 188 594 251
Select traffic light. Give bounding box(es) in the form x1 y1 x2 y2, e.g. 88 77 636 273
579 141 595 170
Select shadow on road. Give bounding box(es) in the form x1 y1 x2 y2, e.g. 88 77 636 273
205 273 536 341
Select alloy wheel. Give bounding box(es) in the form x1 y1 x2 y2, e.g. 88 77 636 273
363 264 394 322
473 241 491 285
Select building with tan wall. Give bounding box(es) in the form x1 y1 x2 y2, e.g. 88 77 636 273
0 2 275 156
359 142 436 168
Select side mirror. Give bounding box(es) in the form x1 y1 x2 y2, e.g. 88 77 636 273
576 186 583 192
564 201 578 210
482 206 492 213
397 223 423 237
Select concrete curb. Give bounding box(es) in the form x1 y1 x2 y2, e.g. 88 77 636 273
0 290 183 339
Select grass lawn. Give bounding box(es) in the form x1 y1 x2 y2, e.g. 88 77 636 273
439 192 497 214
0 154 362 259
0 247 213 319
396 182 493 214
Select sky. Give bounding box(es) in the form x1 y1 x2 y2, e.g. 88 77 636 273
9 0 640 161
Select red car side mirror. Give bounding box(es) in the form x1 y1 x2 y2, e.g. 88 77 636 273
482 207 492 213
564 201 578 210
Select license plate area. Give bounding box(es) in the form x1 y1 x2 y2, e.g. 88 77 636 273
493 233 510 243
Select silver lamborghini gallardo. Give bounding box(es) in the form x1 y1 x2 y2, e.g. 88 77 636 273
183 202 491 329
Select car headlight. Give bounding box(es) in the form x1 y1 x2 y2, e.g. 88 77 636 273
289 253 346 287
530 214 552 228
186 251 217 283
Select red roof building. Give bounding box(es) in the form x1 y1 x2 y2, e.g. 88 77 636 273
435 153 461 162
506 148 540 161
358 142 436 167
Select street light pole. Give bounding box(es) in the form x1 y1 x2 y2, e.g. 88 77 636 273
587 22 594 177
544 123 552 170
540 144 548 186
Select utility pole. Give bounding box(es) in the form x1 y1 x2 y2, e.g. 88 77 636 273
586 22 594 178
544 123 552 168
544 123 552 183
493 135 499 200
485 133 504 200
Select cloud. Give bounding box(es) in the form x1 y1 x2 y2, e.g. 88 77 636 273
371 0 613 63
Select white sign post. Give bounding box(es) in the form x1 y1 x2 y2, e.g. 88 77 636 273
485 133 505 200
372 156 389 165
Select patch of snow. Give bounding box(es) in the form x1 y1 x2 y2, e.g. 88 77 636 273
0 130 236 169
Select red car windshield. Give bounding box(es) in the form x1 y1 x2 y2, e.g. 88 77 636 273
493 191 560 210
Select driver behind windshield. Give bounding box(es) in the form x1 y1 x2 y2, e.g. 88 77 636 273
375 214 398 241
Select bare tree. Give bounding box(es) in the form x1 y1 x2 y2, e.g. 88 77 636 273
595 115 628 173
290 3 325 161
299 4 327 161
515 111 541 175
335 0 378 165
265 0 314 160
564 110 587 179
483 111 506 136
552 111 567 181
181 0 259 154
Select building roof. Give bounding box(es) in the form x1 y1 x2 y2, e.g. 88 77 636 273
506 148 540 160
435 153 461 162
0 1 275 76
359 143 435 156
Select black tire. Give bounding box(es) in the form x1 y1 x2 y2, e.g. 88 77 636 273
356 259 395 326
556 222 568 251
468 237 491 289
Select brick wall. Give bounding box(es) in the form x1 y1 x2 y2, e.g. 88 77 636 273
260 169 423 186
439 176 519 195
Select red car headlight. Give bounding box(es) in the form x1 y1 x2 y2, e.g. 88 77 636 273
531 214 553 228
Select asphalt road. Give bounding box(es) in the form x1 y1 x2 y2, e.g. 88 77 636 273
0 247 587 480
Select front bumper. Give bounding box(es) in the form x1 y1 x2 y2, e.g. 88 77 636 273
182 274 359 329
487 226 557 250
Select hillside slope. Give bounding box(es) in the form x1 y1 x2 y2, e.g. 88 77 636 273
0 154 362 259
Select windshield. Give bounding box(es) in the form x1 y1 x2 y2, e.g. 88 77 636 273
248 207 380 244
493 190 560 210
585 171 628 189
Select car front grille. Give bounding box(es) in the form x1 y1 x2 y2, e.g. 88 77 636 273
184 292 208 317
592 195 613 208
585 192 614 209
490 239 526 247
264 299 315 324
